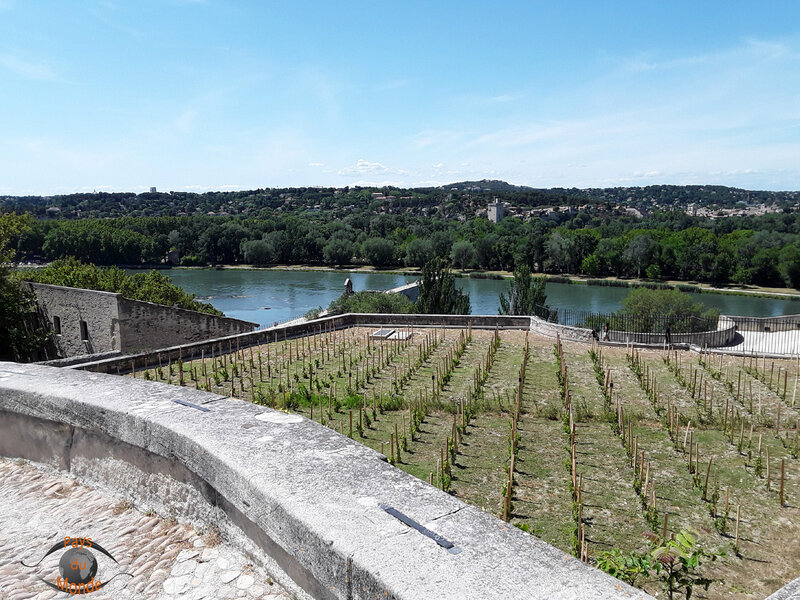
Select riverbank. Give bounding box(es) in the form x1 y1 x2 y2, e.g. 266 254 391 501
165 264 800 303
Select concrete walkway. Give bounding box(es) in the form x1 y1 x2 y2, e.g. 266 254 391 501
0 458 290 600
723 330 800 356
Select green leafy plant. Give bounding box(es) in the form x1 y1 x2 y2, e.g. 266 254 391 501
596 548 652 588
646 530 721 600
598 530 722 599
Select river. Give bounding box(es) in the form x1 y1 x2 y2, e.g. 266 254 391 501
157 268 800 328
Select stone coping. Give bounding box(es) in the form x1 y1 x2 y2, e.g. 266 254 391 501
0 362 650 600
67 313 533 374
27 281 259 328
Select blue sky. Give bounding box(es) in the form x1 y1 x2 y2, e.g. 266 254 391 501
1 1 799 195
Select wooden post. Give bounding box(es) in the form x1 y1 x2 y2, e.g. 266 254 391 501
737 371 742 401
734 505 740 551
737 419 745 451
683 422 691 452
784 369 789 400
767 446 771 491
703 457 713 500
781 459 786 507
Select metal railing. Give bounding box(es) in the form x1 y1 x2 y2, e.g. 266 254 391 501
533 306 800 355
724 315 800 356
532 305 718 334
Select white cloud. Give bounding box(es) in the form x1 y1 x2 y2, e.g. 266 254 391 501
374 79 409 92
308 162 324 167
0 54 58 81
175 109 198 134
348 179 405 187
338 158 389 175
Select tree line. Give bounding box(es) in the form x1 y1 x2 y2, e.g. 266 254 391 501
3 182 799 220
9 210 800 289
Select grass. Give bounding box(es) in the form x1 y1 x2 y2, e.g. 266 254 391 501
127 326 800 600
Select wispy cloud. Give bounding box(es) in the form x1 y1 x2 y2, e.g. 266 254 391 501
374 79 409 92
338 158 389 175
617 36 800 74
0 53 59 81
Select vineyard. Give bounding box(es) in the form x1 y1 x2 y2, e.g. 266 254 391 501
125 325 800 599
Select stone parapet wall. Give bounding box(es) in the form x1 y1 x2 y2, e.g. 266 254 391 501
74 313 532 374
27 282 121 356
27 282 257 358
346 313 531 329
0 363 650 600
117 296 257 353
529 316 594 342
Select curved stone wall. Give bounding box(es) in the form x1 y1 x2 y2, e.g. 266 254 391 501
727 314 800 333
530 316 738 348
0 362 650 600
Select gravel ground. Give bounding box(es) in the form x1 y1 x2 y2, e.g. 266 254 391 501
0 457 292 600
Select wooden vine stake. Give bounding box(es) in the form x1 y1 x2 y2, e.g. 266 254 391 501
767 446 771 491
781 459 786 507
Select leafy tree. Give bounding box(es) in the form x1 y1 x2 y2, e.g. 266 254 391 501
514 231 546 272
322 239 354 266
0 213 50 361
569 229 600 270
581 254 601 276
618 287 719 333
404 238 434 267
498 266 547 315
167 229 180 250
545 231 575 273
780 243 800 289
475 234 498 270
415 258 470 314
451 240 476 270
592 238 626 277
327 290 414 315
0 212 32 264
362 237 395 266
241 239 276 266
429 230 453 259
21 257 222 315
645 264 662 280
623 234 655 279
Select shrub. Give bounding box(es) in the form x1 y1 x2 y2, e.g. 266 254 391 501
327 291 414 315
19 257 222 315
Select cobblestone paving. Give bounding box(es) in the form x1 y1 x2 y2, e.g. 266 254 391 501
0 457 292 600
